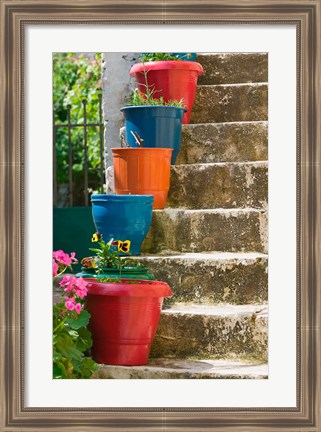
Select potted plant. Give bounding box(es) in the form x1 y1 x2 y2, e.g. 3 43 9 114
120 87 186 165
77 234 155 280
84 276 172 366
129 52 204 124
91 193 154 255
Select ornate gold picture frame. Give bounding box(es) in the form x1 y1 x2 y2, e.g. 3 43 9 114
1 0 320 430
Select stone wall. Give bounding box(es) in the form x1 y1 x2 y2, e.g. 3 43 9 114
101 52 140 172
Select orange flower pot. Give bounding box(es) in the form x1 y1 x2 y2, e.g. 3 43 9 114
112 148 172 209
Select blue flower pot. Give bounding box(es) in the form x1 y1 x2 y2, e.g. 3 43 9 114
91 194 154 256
171 52 197 61
120 105 186 165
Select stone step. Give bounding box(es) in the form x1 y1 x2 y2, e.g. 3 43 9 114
141 208 268 254
139 252 268 305
190 83 268 124
197 53 268 85
119 121 268 164
176 121 268 164
167 161 268 209
93 358 268 379
150 304 268 361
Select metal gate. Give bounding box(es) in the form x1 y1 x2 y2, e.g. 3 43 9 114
53 93 105 207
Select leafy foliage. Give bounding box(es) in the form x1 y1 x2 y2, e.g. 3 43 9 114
140 52 194 62
87 237 145 273
129 88 184 107
53 250 98 379
53 304 98 379
53 53 103 205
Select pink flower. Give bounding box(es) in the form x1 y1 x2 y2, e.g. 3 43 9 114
75 288 88 299
52 259 58 277
75 303 82 314
53 250 78 266
75 277 88 290
73 278 89 298
70 252 78 264
59 275 78 292
65 297 75 311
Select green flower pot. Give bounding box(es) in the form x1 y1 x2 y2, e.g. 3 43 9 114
76 266 155 280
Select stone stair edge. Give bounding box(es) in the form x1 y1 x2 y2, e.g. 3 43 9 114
197 52 268 56
161 303 268 317
93 358 268 379
140 251 268 259
120 120 268 132
197 82 268 88
153 207 267 214
171 160 268 168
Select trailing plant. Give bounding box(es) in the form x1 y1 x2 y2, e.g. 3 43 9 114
53 250 98 379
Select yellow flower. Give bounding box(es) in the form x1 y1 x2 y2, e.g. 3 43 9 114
81 257 97 269
91 232 102 242
117 240 131 253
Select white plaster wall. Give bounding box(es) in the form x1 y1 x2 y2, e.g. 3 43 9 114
102 52 140 172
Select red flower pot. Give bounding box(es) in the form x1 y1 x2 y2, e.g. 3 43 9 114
85 278 172 366
130 60 204 124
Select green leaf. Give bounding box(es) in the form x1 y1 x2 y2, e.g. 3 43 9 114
66 309 91 329
75 327 93 352
68 329 79 339
55 333 83 362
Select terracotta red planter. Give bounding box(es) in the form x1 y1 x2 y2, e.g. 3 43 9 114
130 60 204 124
85 278 172 366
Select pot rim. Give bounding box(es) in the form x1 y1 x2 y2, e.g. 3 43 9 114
130 60 204 75
111 147 173 154
91 193 154 203
81 266 149 273
120 105 187 113
85 277 172 297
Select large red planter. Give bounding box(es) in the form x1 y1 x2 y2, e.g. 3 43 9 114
85 278 172 366
130 60 204 124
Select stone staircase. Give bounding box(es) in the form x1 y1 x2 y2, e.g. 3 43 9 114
95 53 268 379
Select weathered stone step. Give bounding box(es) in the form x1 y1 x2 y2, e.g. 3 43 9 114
139 252 268 305
190 83 268 124
176 121 268 164
167 161 268 209
150 304 268 361
120 121 268 164
141 208 268 254
197 53 268 85
93 358 268 379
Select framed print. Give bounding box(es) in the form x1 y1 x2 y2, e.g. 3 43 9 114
1 0 320 430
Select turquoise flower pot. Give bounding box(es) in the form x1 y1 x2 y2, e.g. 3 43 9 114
91 194 154 256
120 105 186 164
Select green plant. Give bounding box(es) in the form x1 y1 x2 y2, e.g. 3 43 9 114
81 233 144 275
53 53 103 203
140 52 194 62
53 250 98 379
129 88 184 107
